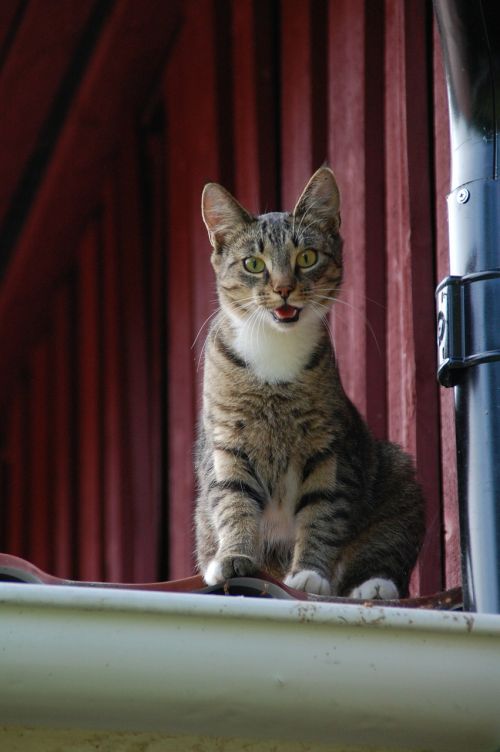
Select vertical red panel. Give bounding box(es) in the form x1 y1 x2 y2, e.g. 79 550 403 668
5 386 28 557
118 130 156 582
187 12 223 385
232 1 278 213
281 0 326 208
29 340 51 571
385 0 415 455
328 0 387 438
232 0 263 212
362 0 388 440
433 21 460 588
385 0 442 595
404 2 443 596
253 2 280 211
164 73 195 577
78 222 103 580
164 0 221 578
51 286 75 578
101 176 129 582
144 117 167 578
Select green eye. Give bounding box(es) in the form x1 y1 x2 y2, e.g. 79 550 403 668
296 249 318 269
243 256 266 273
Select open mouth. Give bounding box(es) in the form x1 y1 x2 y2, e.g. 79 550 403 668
271 304 301 324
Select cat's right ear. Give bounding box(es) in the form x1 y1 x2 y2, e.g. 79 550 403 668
293 167 341 234
202 183 253 248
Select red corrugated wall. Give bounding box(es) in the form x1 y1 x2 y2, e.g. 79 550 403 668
0 0 458 593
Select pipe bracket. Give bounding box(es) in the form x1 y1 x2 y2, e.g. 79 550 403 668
436 270 500 387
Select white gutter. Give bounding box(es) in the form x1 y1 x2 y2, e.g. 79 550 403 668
0 584 499 752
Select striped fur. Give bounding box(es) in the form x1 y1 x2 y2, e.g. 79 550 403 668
195 167 424 597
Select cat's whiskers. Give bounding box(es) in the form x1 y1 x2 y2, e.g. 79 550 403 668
234 292 259 304
309 298 355 350
253 307 268 361
252 307 267 352
239 296 260 312
227 295 259 314
197 333 210 373
244 308 261 363
197 314 226 373
192 306 221 350
313 293 382 357
257 306 267 346
230 292 263 319
317 301 354 343
246 309 258 353
252 310 263 353
309 301 335 343
314 285 387 311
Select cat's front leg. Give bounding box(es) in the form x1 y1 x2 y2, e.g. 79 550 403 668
203 480 265 584
284 491 350 595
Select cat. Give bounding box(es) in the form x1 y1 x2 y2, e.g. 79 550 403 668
195 166 425 599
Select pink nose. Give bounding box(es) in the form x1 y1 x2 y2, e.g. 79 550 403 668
273 282 294 299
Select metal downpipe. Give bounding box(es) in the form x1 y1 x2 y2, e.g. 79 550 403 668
434 0 500 613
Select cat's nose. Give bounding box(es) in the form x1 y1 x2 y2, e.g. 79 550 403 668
273 281 295 299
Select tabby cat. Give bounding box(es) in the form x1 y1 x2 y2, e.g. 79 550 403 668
195 167 424 598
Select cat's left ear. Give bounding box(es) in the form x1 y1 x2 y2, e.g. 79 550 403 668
202 183 254 248
293 167 341 233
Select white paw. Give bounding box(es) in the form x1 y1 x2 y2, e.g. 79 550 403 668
284 569 332 595
349 577 399 600
203 554 258 584
203 558 224 585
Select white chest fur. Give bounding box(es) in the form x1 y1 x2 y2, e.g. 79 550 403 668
231 309 322 383
259 465 299 545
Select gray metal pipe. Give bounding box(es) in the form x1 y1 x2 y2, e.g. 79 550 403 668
434 0 500 612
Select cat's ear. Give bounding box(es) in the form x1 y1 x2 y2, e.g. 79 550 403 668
292 167 341 233
202 183 253 248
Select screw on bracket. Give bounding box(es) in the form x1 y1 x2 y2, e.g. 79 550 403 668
457 187 470 204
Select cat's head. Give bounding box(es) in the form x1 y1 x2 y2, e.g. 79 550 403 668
201 167 343 331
